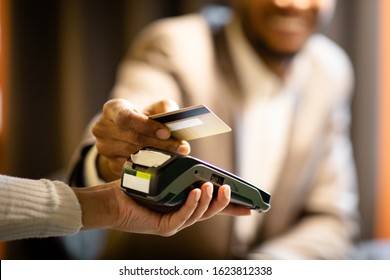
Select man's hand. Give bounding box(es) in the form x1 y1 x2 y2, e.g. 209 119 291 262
92 98 190 181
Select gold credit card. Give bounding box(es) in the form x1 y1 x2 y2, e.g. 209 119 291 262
150 104 231 140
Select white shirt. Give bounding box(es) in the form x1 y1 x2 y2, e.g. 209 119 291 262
225 18 310 246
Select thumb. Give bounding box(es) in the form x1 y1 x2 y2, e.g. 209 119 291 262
144 99 179 116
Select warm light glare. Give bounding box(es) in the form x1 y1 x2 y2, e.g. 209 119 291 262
376 0 390 239
274 0 333 10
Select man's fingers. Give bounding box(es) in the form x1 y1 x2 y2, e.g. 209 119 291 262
102 99 172 140
108 157 129 176
143 99 179 116
180 183 214 228
157 188 201 236
198 184 230 220
95 138 140 158
96 99 190 152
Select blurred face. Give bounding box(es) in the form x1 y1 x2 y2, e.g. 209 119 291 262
233 0 335 60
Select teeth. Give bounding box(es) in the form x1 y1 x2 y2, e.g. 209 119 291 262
269 16 307 33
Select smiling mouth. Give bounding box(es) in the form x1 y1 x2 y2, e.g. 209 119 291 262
269 16 308 33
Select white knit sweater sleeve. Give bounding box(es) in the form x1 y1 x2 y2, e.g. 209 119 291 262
0 175 82 241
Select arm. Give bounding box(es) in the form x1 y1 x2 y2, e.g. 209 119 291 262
0 174 250 242
0 175 82 241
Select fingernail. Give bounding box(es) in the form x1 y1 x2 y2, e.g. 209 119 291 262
223 185 231 199
207 184 213 197
176 141 190 154
176 144 189 155
195 190 201 202
156 128 170 140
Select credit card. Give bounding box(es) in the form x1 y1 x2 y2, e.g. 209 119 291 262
150 104 231 140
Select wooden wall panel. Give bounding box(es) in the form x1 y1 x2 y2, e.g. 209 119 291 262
0 0 10 259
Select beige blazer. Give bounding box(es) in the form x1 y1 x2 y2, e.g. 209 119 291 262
72 14 359 259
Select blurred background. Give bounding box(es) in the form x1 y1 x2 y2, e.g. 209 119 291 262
0 0 389 258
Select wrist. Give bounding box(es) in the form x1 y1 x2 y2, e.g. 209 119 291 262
72 183 119 230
